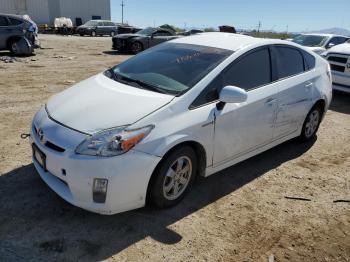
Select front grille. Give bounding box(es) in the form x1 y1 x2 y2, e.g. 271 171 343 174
113 39 125 49
45 141 65 152
328 56 348 64
33 124 66 153
330 64 345 73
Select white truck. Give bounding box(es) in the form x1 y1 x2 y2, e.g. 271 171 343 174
322 40 350 93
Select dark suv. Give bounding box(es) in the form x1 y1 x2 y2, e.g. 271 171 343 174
0 13 39 55
77 20 118 37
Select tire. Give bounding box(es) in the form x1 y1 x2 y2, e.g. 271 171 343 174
130 41 143 54
300 105 322 141
110 31 116 37
79 33 84 36
149 146 197 208
90 30 96 37
9 39 18 54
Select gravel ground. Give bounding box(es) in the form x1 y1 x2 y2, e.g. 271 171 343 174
0 35 349 262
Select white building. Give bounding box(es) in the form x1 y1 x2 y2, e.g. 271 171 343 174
0 0 111 25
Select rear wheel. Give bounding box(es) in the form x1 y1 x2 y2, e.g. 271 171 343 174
131 41 143 54
110 31 116 37
90 30 96 37
300 106 322 141
149 146 197 208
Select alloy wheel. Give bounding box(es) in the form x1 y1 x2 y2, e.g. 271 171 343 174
11 42 18 54
131 42 142 54
163 156 192 200
304 110 320 138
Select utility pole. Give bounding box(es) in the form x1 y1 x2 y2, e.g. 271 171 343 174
121 1 125 24
257 21 261 34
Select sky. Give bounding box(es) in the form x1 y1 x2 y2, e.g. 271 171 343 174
110 0 350 32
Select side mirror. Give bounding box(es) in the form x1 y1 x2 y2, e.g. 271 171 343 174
327 42 335 49
219 86 248 104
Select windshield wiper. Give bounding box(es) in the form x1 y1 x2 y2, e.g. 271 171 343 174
114 72 170 94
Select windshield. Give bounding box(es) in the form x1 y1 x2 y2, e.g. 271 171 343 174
107 43 233 95
292 35 329 47
84 20 98 27
136 27 156 36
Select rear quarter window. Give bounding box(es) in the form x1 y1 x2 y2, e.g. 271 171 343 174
302 51 316 70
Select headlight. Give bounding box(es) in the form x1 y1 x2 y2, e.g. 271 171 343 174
75 125 154 156
320 51 327 58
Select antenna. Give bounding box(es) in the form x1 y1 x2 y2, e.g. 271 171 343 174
121 1 125 24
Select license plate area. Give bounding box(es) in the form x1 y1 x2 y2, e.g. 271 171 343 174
32 143 47 171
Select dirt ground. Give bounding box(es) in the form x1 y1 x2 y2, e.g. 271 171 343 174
0 35 349 262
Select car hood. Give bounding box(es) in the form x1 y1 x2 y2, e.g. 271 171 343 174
326 43 350 55
46 73 174 134
78 25 93 29
114 33 145 39
306 46 326 54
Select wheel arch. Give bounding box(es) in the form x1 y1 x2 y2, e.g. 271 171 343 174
6 36 22 49
313 98 326 119
145 140 207 204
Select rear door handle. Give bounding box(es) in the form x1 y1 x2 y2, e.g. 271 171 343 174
305 82 313 88
265 98 277 106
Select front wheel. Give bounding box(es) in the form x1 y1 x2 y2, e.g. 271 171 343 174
300 106 322 141
9 40 18 54
110 31 116 37
130 41 143 54
149 146 197 208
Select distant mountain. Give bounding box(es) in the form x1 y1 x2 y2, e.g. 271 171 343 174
310 27 350 36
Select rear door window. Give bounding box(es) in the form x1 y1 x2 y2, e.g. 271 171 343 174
275 46 304 79
0 16 9 26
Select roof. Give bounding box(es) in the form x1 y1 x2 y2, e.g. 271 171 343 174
0 13 25 20
172 32 275 51
300 33 347 38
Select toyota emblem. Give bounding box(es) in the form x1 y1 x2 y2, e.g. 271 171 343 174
38 128 44 142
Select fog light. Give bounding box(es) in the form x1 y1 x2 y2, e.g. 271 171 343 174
93 178 108 203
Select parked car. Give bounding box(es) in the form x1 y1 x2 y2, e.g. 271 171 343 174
219 25 237 33
31 33 332 215
0 13 39 55
115 23 141 34
112 27 180 54
178 29 204 36
322 39 350 93
292 33 349 54
77 20 117 37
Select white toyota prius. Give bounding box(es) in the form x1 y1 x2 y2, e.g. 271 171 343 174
31 33 332 215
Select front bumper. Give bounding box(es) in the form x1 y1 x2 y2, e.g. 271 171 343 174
77 28 93 35
112 38 128 51
30 107 161 214
332 72 350 93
